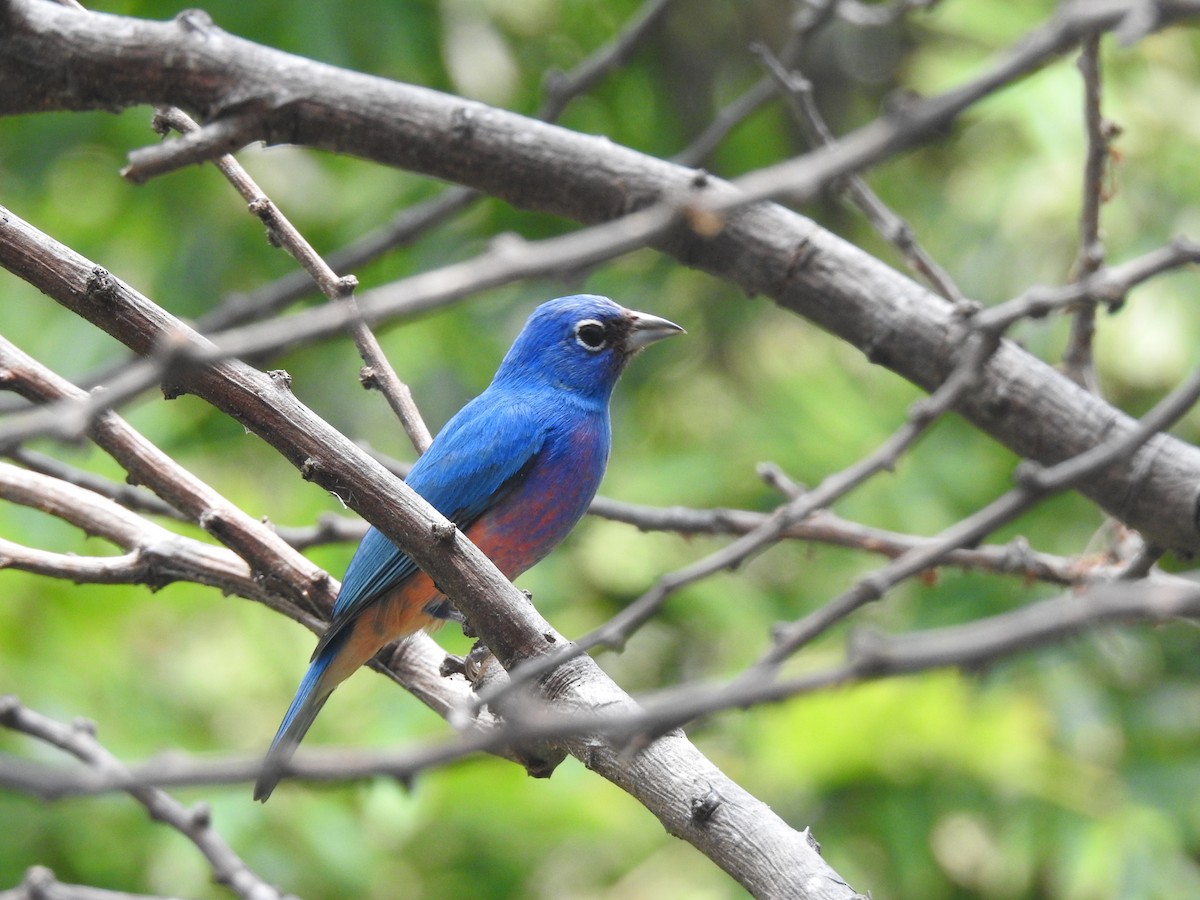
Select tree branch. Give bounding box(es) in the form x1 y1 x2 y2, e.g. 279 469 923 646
0 697 292 900
4 0 1199 550
0 200 856 899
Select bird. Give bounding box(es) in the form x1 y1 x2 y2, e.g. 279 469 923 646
254 294 683 800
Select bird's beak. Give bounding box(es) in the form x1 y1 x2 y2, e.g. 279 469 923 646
624 308 685 353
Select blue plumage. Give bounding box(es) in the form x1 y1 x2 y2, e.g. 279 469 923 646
327 396 548 635
255 295 682 800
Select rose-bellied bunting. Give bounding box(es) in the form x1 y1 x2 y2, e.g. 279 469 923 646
255 295 683 800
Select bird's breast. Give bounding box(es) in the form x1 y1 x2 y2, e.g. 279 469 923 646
465 415 608 579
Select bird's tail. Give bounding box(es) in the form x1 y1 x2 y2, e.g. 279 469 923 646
254 646 338 802
255 588 435 801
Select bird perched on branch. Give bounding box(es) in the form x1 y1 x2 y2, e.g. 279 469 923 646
255 294 683 800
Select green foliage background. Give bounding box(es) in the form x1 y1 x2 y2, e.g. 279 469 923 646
2 1 1200 897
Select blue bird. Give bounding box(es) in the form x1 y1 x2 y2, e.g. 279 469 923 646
255 295 682 800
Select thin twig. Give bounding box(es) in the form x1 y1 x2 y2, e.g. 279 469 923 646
760 357 1200 666
538 0 676 120
194 0 677 338
720 0 1200 212
0 866 178 900
6 575 1199 800
976 238 1200 331
1063 34 1113 391
0 697 294 900
674 1 825 166
0 334 335 618
153 107 435 454
270 494 1130 588
0 460 314 622
4 447 180 519
197 187 480 334
754 42 967 305
589 498 1130 586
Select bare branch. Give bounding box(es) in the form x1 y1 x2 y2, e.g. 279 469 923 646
726 0 1200 210
652 577 1200 724
754 42 966 305
538 0 676 120
0 697 293 900
198 0 675 334
199 188 480 333
0 460 301 611
5 447 179 519
0 195 853 900
591 498 1122 586
0 334 333 617
975 238 1200 332
0 867 177 900
1063 34 1115 391
6 0 1198 551
153 106 434 454
762 358 1200 665
270 493 1115 588
8 576 1198 802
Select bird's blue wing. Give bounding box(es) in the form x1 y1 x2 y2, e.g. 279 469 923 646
323 390 547 636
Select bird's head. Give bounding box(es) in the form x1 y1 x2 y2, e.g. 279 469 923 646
494 295 683 401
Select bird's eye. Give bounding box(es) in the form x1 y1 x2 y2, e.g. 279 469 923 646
574 320 608 352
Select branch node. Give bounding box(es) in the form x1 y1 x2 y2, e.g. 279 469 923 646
1000 535 1034 574
299 457 323 481
1096 280 1128 314
845 627 889 674
306 570 334 605
150 108 173 137
247 196 272 220
451 105 478 140
757 461 806 499
581 740 604 771
682 203 726 238
197 509 228 535
690 786 723 824
335 274 359 298
1012 460 1046 491
84 267 118 304
431 521 457 544
881 87 923 120
174 8 216 35
267 368 293 391
907 396 939 428
189 801 213 829
22 866 57 895
855 573 889 605
952 298 983 320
